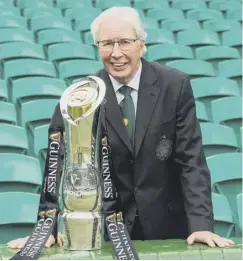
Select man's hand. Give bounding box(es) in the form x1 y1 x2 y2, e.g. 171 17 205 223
187 231 235 247
7 233 63 249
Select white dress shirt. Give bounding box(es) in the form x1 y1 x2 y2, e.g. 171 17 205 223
108 62 142 117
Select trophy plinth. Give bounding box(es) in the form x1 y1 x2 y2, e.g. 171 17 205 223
59 76 106 251
58 211 102 250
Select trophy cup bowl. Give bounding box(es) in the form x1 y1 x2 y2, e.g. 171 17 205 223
58 76 106 250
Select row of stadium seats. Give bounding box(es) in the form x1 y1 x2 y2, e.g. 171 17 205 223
0 28 241 50
0 58 241 88
0 119 241 162
0 13 241 35
2 191 240 242
1 0 242 13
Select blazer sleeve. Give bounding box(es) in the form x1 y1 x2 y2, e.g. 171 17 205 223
174 76 214 234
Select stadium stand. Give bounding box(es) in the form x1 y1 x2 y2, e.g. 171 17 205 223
0 0 241 242
37 28 82 46
0 42 45 61
166 60 215 78
0 153 42 193
0 123 28 154
0 102 16 125
0 80 7 101
212 192 235 238
145 29 175 46
147 43 193 63
207 153 242 235
0 28 34 44
200 123 239 157
161 19 201 32
0 192 40 243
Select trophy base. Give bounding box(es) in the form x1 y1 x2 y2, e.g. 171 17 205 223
58 211 102 251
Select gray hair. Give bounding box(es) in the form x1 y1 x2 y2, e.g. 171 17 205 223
90 6 147 55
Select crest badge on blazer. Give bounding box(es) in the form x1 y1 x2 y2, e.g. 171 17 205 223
156 135 173 160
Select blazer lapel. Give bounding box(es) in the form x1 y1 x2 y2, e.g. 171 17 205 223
134 59 160 158
98 69 133 154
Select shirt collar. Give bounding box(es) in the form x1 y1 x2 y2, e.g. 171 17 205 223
109 61 142 93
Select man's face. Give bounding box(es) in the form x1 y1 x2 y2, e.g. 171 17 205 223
97 20 144 84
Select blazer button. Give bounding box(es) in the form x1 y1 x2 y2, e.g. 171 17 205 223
134 187 139 193
129 160 133 164
128 219 132 225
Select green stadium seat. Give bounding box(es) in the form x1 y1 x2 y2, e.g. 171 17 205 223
162 19 200 32
16 0 52 8
195 46 240 68
34 124 48 162
226 8 242 21
218 59 242 89
0 7 21 16
147 44 193 63
207 153 242 234
58 60 103 84
11 77 66 103
48 43 96 63
74 16 94 32
17 99 59 155
222 30 242 52
191 77 241 121
187 9 224 21
195 101 209 122
4 59 57 80
56 0 93 9
96 0 131 9
200 123 239 157
17 98 59 128
23 7 62 18
0 15 27 29
0 123 28 154
209 0 241 11
212 192 235 238
30 15 72 32
172 0 207 11
0 0 14 7
146 29 175 45
83 31 94 45
0 42 45 61
0 153 42 193
65 7 102 20
0 80 7 101
147 8 184 23
212 97 242 150
203 20 242 33
0 102 16 124
141 17 159 29
133 1 169 10
237 193 242 230
0 28 34 44
166 60 215 78
177 29 220 47
0 192 39 243
37 28 82 46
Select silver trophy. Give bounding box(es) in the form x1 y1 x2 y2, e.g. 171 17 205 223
58 76 106 250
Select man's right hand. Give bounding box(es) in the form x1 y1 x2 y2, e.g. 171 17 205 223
7 233 63 249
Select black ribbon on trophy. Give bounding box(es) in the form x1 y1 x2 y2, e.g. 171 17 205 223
10 127 64 260
10 76 139 260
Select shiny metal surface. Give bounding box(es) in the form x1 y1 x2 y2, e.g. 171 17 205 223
58 76 106 250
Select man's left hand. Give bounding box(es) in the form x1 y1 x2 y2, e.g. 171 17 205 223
187 231 235 247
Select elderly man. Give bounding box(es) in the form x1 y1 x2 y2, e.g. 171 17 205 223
8 6 234 249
